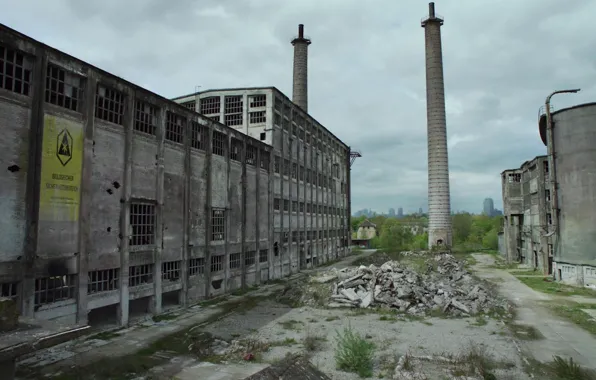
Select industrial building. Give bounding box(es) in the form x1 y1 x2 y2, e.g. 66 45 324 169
501 156 553 273
0 21 352 328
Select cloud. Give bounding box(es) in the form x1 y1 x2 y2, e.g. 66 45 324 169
3 0 595 214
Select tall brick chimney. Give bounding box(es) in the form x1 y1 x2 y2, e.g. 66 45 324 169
291 24 311 111
422 3 452 249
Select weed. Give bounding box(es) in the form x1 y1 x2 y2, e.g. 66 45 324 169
325 315 340 322
152 313 178 322
303 330 326 352
379 315 397 322
335 325 375 378
471 315 488 326
547 356 596 380
550 303 596 337
518 277 596 298
447 342 511 379
279 319 304 331
402 352 413 371
85 330 120 341
271 337 298 346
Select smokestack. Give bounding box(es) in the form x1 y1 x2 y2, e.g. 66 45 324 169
421 3 452 249
291 24 311 111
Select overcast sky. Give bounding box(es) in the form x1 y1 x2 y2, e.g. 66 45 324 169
3 0 595 214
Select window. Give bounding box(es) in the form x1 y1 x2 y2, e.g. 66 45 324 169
224 95 243 126
128 264 154 287
292 231 298 243
274 198 281 211
299 166 304 181
34 275 76 306
282 118 290 132
246 145 257 166
299 202 305 213
292 163 297 179
200 96 220 115
545 189 551 202
245 251 256 266
543 161 549 176
274 96 282 111
249 111 266 124
306 203 311 213
229 253 241 269
134 100 157 135
95 85 125 125
306 169 311 184
283 199 290 212
260 132 266 141
1 282 18 300
191 121 208 150
260 150 270 171
212 131 226 156
225 113 243 126
283 159 290 176
130 202 156 246
249 94 266 108
45 64 81 111
274 113 281 126
259 249 268 263
88 269 119 294
292 201 298 213
230 138 242 161
547 213 553 225
166 111 184 143
211 208 225 241
274 156 280 174
189 258 205 276
162 261 181 282
181 100 195 110
0 46 32 96
211 255 223 272
508 173 521 183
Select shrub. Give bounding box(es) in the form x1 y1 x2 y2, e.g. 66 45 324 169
334 326 375 378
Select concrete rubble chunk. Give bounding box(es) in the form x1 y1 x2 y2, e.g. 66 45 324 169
340 288 360 302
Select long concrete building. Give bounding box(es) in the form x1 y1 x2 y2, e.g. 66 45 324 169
0 22 351 327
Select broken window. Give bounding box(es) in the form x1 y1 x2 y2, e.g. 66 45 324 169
166 111 185 144
282 118 290 132
230 138 242 162
274 198 281 211
88 269 119 294
162 261 181 282
283 199 290 212
508 173 521 183
306 203 311 213
34 275 76 306
1 282 18 300
260 150 270 171
259 249 268 263
134 100 158 135
249 94 266 108
543 161 549 176
95 85 125 125
191 121 208 151
246 145 257 166
181 100 196 110
249 111 266 124
211 255 224 272
274 156 281 174
547 213 553 225
224 95 243 126
229 253 241 269
545 189 551 202
245 251 256 266
130 202 156 246
212 131 226 156
45 64 81 111
211 208 225 241
189 258 205 276
0 45 32 96
200 96 220 115
129 264 154 287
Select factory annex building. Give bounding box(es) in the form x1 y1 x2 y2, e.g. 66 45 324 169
0 22 351 327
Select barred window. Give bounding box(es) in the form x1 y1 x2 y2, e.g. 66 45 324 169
162 261 181 282
259 249 268 263
166 111 184 143
229 253 241 269
246 145 257 166
0 46 32 96
230 138 242 162
245 251 256 266
129 264 154 287
130 202 156 246
95 85 124 125
260 150 270 171
211 255 223 273
212 131 226 156
225 113 243 126
181 100 195 110
88 269 119 294
35 275 76 306
189 258 205 276
134 100 157 135
249 94 266 108
274 156 281 174
211 208 225 241
249 111 266 124
45 64 81 111
191 121 208 150
200 96 220 114
224 95 243 126
274 198 281 211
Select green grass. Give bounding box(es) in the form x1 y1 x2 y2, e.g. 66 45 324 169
325 315 340 321
550 303 596 337
271 337 298 346
546 356 596 380
518 276 596 298
152 313 178 322
507 323 545 340
511 270 542 276
335 326 375 378
85 330 121 341
279 319 304 331
470 315 488 327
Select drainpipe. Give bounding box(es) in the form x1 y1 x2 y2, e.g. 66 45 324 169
544 89 580 265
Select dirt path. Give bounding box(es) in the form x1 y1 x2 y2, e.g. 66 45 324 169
472 253 596 370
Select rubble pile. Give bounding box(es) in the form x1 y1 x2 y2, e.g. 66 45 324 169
323 254 505 316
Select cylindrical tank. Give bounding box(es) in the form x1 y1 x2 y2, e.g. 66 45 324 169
552 103 596 266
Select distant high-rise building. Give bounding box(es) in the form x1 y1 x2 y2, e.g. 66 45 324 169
419 207 423 215
483 198 495 216
397 207 404 218
388 208 396 217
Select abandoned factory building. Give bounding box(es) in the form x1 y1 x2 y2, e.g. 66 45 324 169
0 23 352 327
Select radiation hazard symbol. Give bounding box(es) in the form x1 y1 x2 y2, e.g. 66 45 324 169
56 129 73 166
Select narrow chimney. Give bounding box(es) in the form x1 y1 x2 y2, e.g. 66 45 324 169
421 3 452 249
291 24 311 111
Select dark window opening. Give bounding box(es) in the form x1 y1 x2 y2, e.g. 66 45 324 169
34 275 76 306
245 251 256 266
212 131 226 156
129 264 154 287
259 249 268 263
191 121 208 151
211 255 223 272
246 145 256 166
189 258 205 276
95 85 125 125
162 261 181 282
0 45 32 96
181 100 196 110
88 269 119 294
230 138 242 162
211 208 225 241
130 202 156 246
229 253 241 269
45 64 81 111
200 96 220 114
165 111 185 144
134 100 157 135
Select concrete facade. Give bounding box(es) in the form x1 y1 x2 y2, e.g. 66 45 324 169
0 24 280 327
539 103 596 286
422 3 452 249
501 156 553 274
173 88 351 275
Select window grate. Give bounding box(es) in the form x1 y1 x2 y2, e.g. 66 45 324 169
229 253 241 269
181 100 195 110
212 131 226 156
0 46 32 96
230 138 242 162
211 208 225 241
249 94 266 108
249 111 266 124
166 111 184 143
88 269 119 294
224 95 243 114
245 251 256 266
134 100 157 135
130 202 156 246
129 264 154 287
189 258 205 276
211 255 223 272
200 96 220 114
259 249 268 263
162 261 181 282
246 145 256 166
95 85 125 125
224 113 243 126
34 275 76 306
45 64 81 111
191 121 208 150
1 282 18 300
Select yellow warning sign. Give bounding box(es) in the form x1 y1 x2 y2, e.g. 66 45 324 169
39 115 83 222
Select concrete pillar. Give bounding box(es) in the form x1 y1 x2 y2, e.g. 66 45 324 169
422 3 452 249
291 24 311 112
